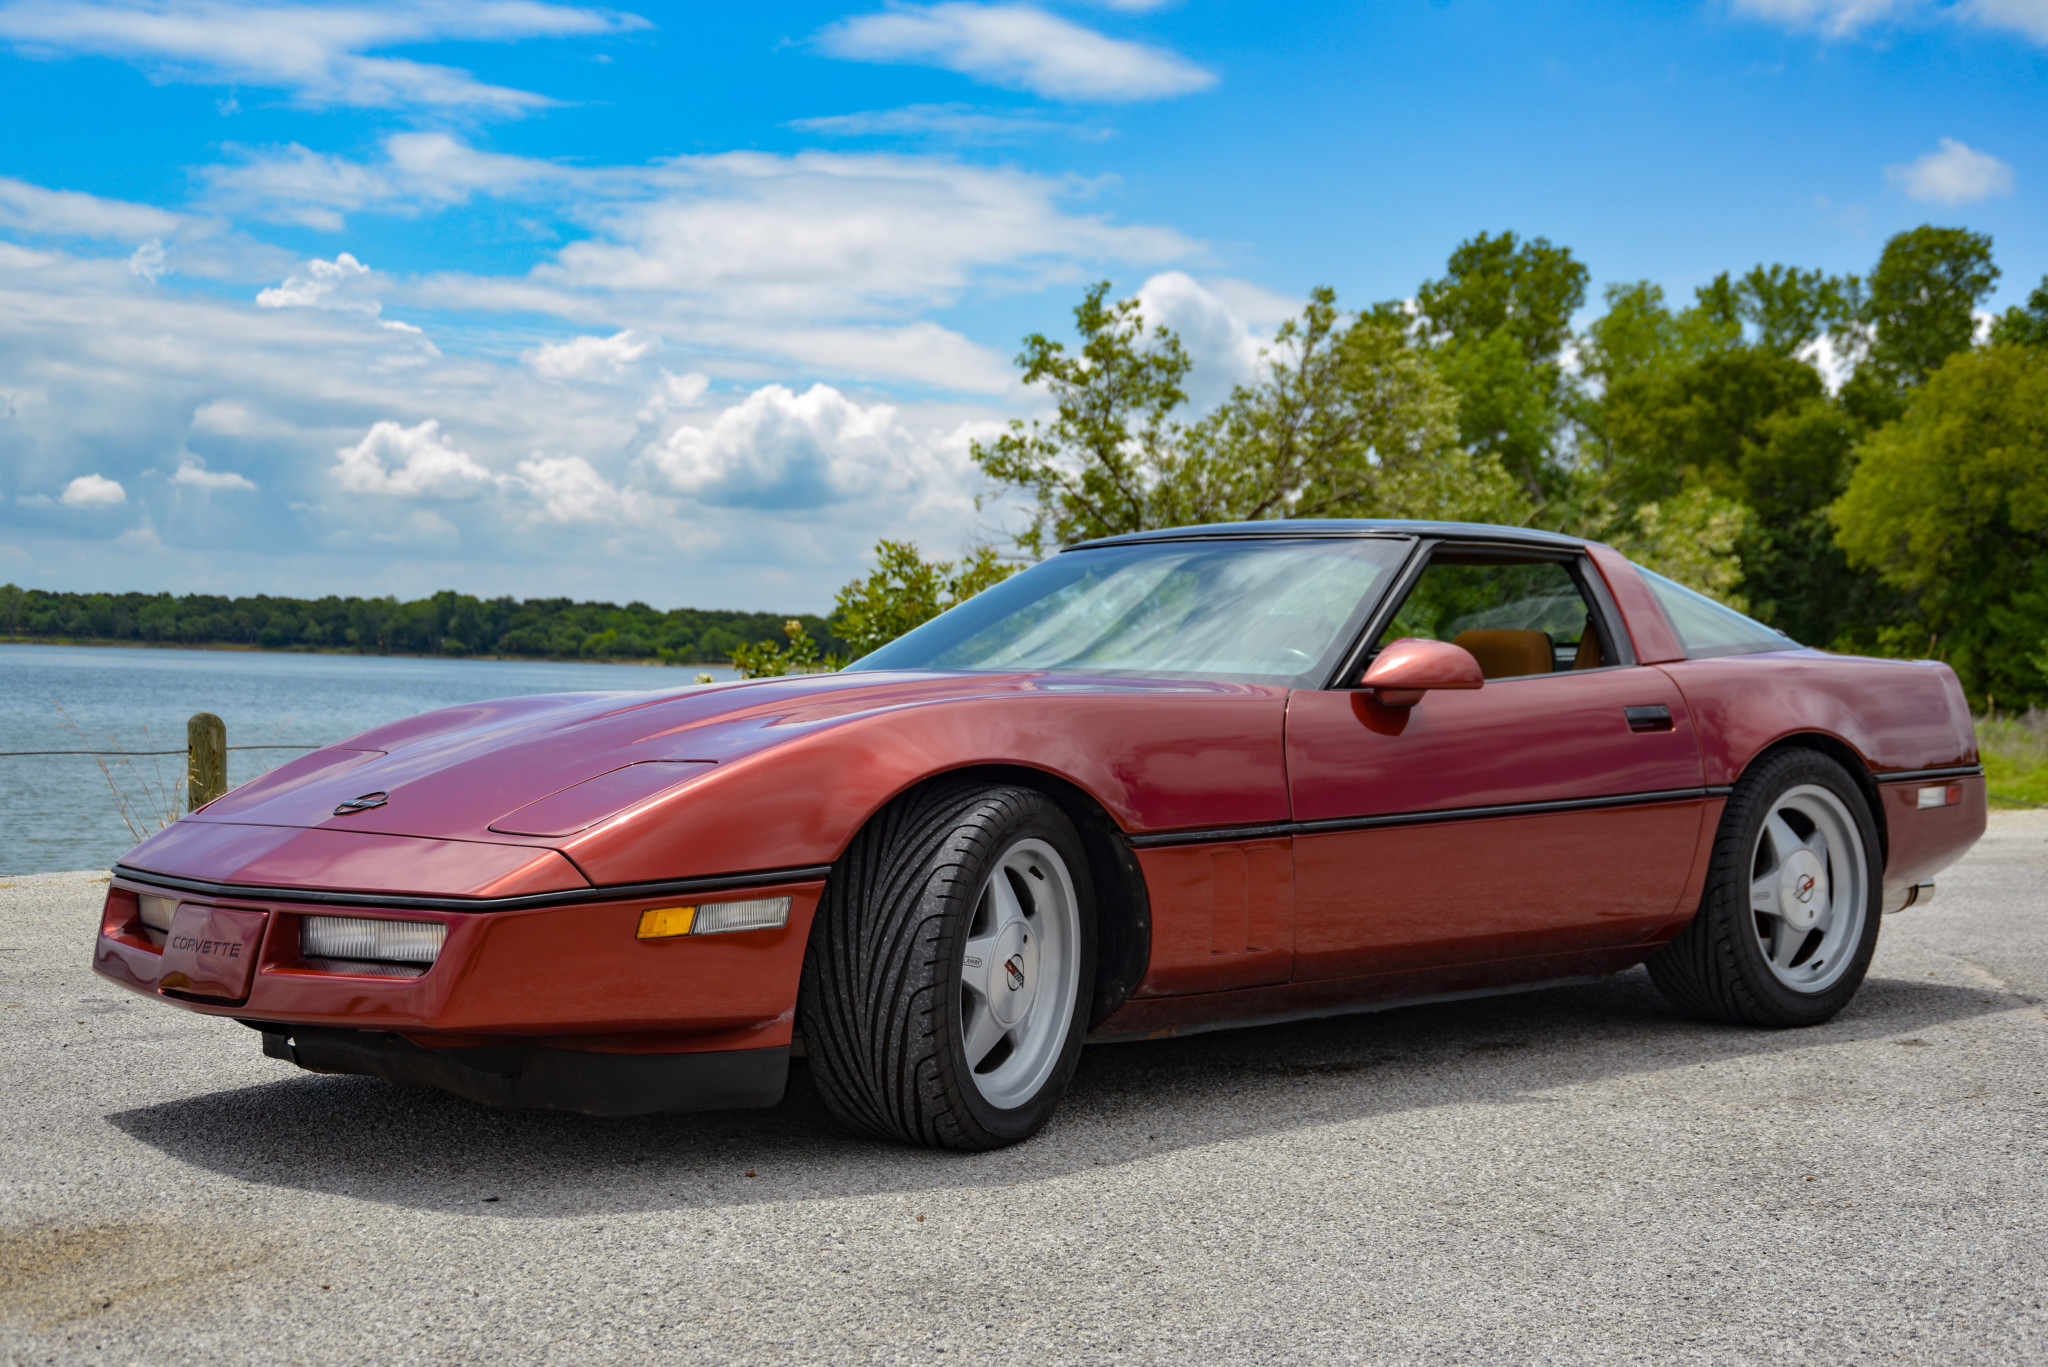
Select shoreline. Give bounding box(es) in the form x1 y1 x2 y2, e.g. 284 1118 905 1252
0 638 732 669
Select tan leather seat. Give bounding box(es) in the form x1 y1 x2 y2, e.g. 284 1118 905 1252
1572 624 1604 670
1451 628 1552 679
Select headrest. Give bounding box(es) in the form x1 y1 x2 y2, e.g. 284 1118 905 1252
1450 628 1552 679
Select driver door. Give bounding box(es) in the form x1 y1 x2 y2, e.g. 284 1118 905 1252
1285 543 1708 981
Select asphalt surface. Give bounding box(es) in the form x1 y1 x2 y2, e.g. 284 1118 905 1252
3 815 2046 1366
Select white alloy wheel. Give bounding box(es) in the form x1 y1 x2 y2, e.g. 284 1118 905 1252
1747 783 1870 994
958 837 1082 1110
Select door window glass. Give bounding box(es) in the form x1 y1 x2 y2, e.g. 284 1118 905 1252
1377 553 1608 678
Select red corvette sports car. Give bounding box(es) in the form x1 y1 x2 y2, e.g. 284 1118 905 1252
95 520 1986 1149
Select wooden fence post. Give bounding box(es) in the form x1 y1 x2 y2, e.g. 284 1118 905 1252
187 712 227 811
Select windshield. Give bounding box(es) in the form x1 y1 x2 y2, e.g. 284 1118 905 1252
847 537 1411 685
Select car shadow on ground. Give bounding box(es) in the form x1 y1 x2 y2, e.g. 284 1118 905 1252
106 967 2007 1219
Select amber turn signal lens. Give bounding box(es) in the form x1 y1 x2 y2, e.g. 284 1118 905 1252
636 905 697 940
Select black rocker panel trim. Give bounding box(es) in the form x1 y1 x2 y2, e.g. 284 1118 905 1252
1124 786 1716 850
109 862 834 913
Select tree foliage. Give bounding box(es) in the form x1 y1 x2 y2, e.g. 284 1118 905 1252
829 540 1017 659
1843 225 1999 426
0 585 839 663
1834 344 2048 704
972 281 1529 550
1992 275 2048 350
1413 231 1588 499
969 282 1195 555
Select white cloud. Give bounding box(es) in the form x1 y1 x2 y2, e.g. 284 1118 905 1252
0 174 185 240
171 456 256 490
533 151 1195 318
1731 0 2048 41
637 369 710 421
204 143 395 230
508 454 626 524
638 383 943 510
60 473 127 506
190 398 262 434
817 3 1215 102
257 252 380 313
1134 271 1266 410
1968 0 2048 41
788 103 1110 142
333 419 494 498
1728 0 1908 33
127 238 167 281
1886 137 2015 205
525 329 660 382
0 0 649 112
195 139 1197 390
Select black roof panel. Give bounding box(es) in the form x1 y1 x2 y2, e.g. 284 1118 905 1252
1066 518 1586 551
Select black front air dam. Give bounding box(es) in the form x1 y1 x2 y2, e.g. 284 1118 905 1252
258 1025 789 1116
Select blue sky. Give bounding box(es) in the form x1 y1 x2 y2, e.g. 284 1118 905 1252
0 0 2041 610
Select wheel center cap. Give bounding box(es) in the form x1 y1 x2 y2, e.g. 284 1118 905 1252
989 921 1037 1027
1779 849 1827 931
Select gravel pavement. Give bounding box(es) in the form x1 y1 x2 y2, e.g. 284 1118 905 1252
4 814 2046 1365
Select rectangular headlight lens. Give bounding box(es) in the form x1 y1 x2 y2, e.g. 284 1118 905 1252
636 896 790 940
301 915 446 965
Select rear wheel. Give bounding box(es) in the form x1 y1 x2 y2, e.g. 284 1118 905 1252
1647 748 1881 1027
799 781 1095 1150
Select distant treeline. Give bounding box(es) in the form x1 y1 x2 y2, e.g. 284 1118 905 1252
0 584 842 664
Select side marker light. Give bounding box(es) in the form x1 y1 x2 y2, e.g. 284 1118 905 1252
637 905 697 939
1916 784 1964 810
636 896 790 941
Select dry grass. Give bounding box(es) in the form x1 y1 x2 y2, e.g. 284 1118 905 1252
50 703 184 841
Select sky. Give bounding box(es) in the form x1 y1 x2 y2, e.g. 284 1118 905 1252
0 0 2041 612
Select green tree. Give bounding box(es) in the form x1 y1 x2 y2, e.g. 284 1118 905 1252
970 282 1194 555
1843 225 1999 423
1992 275 2048 349
830 540 1018 659
1597 348 1824 511
730 619 839 679
1834 344 2048 704
1174 289 1528 527
1412 231 1589 500
974 281 1528 550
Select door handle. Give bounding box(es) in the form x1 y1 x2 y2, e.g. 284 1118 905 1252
1624 704 1673 733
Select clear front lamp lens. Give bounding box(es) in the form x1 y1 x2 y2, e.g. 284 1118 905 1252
301 915 446 965
691 896 790 935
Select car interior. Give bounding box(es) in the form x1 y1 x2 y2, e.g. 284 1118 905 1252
1375 549 1613 680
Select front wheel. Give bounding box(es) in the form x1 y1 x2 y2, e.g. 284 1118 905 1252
1647 748 1882 1027
799 781 1095 1150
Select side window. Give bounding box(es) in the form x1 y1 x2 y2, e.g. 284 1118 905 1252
1377 551 1613 679
1638 568 1798 658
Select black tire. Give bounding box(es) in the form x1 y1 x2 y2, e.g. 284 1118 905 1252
798 780 1096 1150
1647 747 1883 1027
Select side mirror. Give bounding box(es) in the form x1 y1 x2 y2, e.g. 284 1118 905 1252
1360 638 1485 707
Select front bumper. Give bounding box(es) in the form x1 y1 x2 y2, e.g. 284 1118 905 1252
257 1024 790 1115
94 868 827 1110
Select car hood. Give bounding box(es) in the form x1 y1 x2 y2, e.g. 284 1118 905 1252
137 670 1235 850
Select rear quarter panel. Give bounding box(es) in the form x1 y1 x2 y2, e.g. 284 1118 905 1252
1658 651 1985 890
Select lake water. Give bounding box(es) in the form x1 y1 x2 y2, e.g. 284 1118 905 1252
0 645 738 874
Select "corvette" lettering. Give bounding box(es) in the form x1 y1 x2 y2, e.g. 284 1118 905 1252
168 935 243 958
